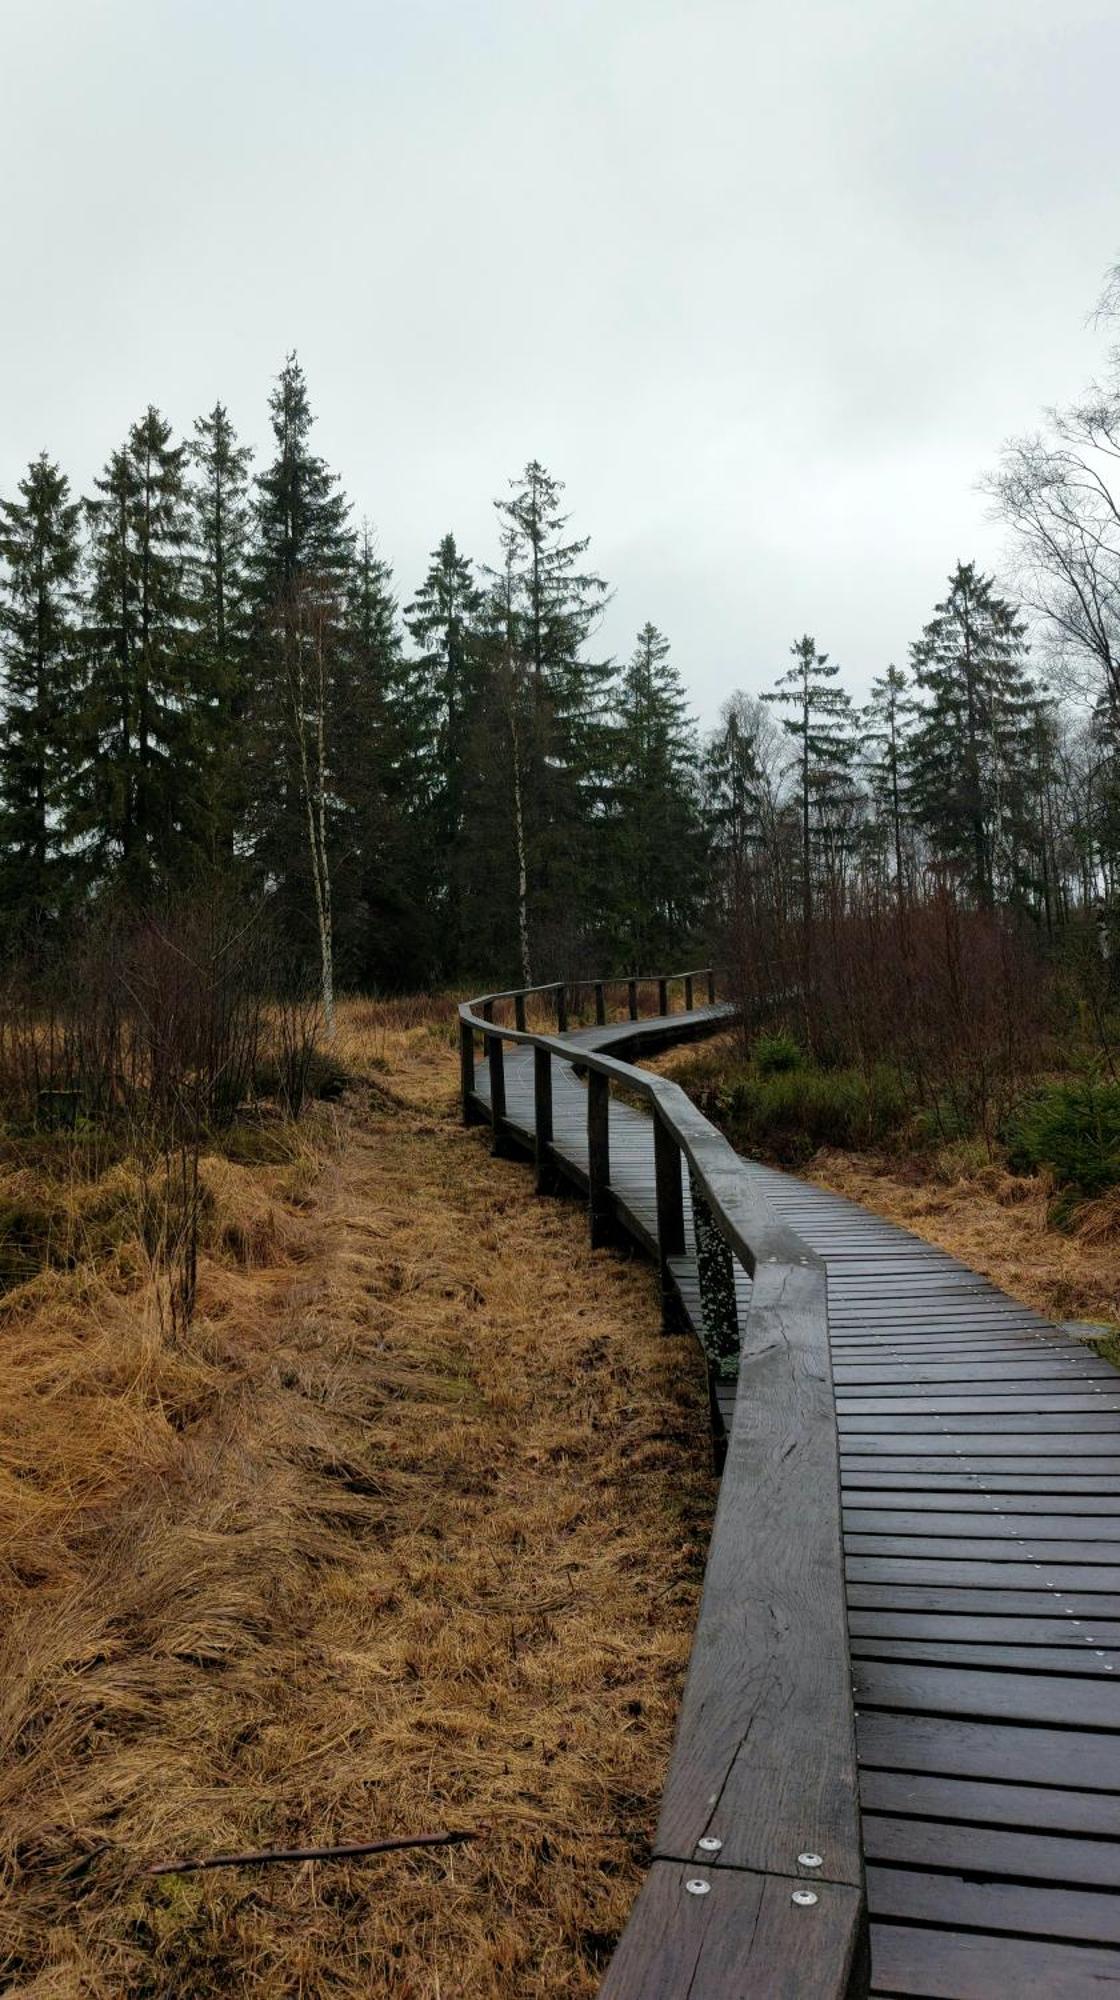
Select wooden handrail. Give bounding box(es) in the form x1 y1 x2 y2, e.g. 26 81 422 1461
457 972 867 1997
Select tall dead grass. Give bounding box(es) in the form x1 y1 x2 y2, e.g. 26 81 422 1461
0 995 713 1997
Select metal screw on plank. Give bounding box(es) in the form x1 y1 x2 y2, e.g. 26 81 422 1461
697 1836 722 1853
798 1852 823 1868
685 1878 711 1896
791 1889 818 1908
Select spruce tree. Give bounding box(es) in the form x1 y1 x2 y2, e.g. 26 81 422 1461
907 563 1034 907
489 460 612 967
405 534 485 969
608 622 703 968
0 454 82 932
75 408 201 892
190 401 253 863
333 525 433 986
246 355 354 976
703 694 769 914
764 635 855 932
862 664 916 906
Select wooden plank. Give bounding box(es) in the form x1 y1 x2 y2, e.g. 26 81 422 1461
864 1813 1120 1887
846 1534 1120 1562
845 1493 1120 1516
842 1468 1120 1488
600 1862 866 2000
859 1768 1120 1835
850 1582 1120 1614
839 1396 1120 1418
853 1637 1120 1673
850 1610 1120 1643
848 1555 1120 1589
869 1922 1120 1997
857 1712 1120 1789
853 1659 1120 1728
869 1863 1120 1944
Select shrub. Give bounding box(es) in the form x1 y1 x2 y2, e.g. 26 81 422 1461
1006 1077 1120 1196
752 1029 803 1075
721 1062 909 1163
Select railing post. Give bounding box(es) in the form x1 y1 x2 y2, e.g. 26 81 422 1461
689 1168 740 1377
514 992 526 1032
707 967 716 1004
684 973 694 1011
459 1019 478 1125
556 983 568 1033
653 1110 686 1330
627 978 638 1021
587 1068 613 1248
534 1044 557 1194
487 1032 509 1155
594 980 606 1026
657 976 668 1016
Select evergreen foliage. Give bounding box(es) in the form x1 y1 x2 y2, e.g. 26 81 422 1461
0 455 81 932
907 563 1034 907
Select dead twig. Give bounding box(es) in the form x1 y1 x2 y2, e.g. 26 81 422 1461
147 1826 486 1877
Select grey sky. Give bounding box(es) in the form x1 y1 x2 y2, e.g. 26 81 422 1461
4 0 1118 724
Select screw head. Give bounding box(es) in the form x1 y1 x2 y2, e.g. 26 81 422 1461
791 1889 819 1908
697 1836 723 1854
685 1878 711 1896
798 1851 823 1868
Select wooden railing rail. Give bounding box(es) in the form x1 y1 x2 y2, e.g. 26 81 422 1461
457 972 867 1997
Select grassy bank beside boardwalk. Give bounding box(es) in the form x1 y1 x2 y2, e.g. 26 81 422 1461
0 997 713 1999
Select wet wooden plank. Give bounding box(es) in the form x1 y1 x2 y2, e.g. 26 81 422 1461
869 1922 1120 1996
857 1712 1120 1789
868 1863 1120 1943
863 1814 1120 1886
853 1659 1120 1728
859 1768 1120 1835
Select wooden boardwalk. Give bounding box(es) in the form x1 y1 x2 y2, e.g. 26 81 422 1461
473 1008 1120 1997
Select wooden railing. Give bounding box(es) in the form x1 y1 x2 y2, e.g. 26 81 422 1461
458 972 868 1998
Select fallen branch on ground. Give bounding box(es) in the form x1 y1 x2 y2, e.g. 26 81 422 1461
147 1827 486 1877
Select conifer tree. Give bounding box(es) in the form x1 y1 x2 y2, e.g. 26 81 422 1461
0 455 82 931
247 356 354 987
608 623 703 967
405 534 485 967
489 460 612 966
764 635 855 932
862 664 916 906
907 563 1034 907
333 525 432 986
75 408 200 891
190 402 253 861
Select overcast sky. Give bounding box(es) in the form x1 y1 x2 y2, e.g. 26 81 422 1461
3 0 1118 723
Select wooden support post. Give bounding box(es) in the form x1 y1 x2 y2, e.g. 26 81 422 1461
684 974 694 1011
556 983 568 1033
587 1069 613 1247
482 998 494 1023
707 967 716 1004
627 978 638 1021
594 980 606 1026
459 1020 478 1125
514 992 526 1032
653 1111 686 1330
657 976 669 1016
534 1044 557 1194
487 1034 508 1154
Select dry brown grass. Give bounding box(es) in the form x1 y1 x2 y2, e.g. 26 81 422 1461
0 995 713 1997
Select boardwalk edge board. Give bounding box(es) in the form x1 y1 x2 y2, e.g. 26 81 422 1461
459 973 867 1999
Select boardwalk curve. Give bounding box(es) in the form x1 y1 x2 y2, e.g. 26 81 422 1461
459 973 1120 1998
